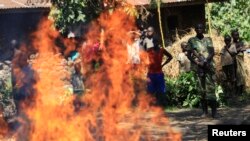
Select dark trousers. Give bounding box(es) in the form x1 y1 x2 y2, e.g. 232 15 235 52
222 64 236 97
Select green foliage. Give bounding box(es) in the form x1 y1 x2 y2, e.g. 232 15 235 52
166 72 200 108
49 0 143 34
215 85 225 106
166 72 226 108
0 79 13 102
149 0 163 9
209 0 250 41
149 0 158 8
49 0 103 34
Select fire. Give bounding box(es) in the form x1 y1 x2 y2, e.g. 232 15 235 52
2 5 181 141
0 116 8 138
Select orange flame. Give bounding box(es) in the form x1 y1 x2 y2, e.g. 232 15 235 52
0 115 8 139
4 6 181 141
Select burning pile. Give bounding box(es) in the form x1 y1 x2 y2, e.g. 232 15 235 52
0 7 181 141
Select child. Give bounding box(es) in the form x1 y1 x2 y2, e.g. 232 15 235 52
220 35 237 97
126 32 141 65
177 42 191 74
231 29 246 96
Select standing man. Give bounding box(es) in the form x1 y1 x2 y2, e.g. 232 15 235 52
231 29 246 96
143 26 173 106
187 24 218 118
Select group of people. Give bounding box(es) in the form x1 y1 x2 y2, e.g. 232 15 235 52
177 25 247 118
129 23 247 119
0 47 85 131
220 30 246 97
0 23 247 134
126 26 173 107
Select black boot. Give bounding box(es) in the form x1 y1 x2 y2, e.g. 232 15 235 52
201 100 208 117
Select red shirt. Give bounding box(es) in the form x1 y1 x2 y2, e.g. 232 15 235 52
147 48 164 73
85 42 101 62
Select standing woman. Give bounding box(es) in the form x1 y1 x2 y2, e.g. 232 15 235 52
231 29 246 96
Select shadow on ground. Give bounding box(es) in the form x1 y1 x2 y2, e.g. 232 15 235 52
166 102 250 141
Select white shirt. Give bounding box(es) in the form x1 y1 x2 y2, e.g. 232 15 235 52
177 52 191 73
127 39 141 64
143 37 154 49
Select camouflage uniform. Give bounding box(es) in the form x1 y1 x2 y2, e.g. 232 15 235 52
0 61 17 123
188 37 217 116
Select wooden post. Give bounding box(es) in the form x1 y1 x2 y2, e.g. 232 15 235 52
157 0 166 48
206 0 212 37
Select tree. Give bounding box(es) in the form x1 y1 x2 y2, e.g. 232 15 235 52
49 0 155 35
210 0 250 42
49 0 103 34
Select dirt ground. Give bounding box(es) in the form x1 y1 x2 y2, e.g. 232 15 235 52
167 101 250 141
1 97 249 141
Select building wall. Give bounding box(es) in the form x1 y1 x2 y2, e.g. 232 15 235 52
145 4 205 43
0 9 49 61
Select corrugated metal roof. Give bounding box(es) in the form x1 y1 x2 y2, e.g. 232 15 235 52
126 0 186 5
0 0 51 9
126 0 225 5
0 0 225 9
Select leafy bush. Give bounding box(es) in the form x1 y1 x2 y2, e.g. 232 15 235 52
49 0 102 34
210 0 250 42
165 72 200 108
166 72 226 108
49 0 141 34
0 79 13 102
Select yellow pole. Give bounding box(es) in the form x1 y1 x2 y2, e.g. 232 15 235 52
206 0 212 37
157 0 166 48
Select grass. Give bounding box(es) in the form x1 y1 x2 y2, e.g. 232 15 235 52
164 106 194 112
164 106 180 112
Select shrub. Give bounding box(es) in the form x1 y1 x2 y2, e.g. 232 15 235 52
166 72 226 108
210 0 250 42
165 72 200 108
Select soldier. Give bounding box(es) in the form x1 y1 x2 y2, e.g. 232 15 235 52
187 24 218 118
0 61 17 130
